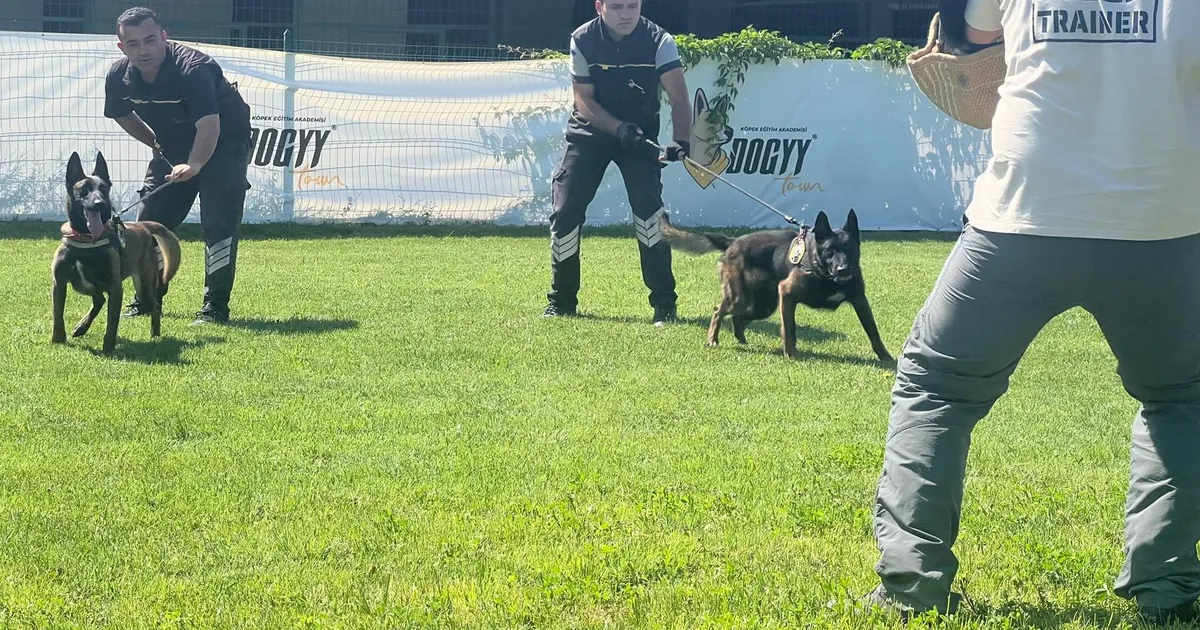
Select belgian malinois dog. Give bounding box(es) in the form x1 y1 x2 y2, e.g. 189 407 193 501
661 210 893 362
51 151 182 354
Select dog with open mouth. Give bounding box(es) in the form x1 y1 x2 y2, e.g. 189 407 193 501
51 151 182 354
661 210 893 362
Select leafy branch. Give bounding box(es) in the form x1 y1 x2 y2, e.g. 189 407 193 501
496 44 569 60
497 27 917 147
672 27 917 145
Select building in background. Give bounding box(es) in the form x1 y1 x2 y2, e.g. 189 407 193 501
3 0 937 60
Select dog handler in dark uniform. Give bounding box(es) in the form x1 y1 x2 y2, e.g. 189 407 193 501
103 6 252 326
543 0 692 326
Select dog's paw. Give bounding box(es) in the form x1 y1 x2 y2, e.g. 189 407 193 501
705 339 719 348
71 326 88 338
51 332 66 344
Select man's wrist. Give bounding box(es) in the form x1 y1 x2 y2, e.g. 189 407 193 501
665 138 690 162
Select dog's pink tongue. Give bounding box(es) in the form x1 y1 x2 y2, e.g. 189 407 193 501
85 210 104 238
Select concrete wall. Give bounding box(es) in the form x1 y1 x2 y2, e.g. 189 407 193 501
298 0 408 43
90 0 235 39
3 0 42 31
0 0 931 55
500 0 573 51
685 0 734 39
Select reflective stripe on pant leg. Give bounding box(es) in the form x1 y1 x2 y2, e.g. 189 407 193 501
550 225 581 263
615 146 675 308
197 149 249 309
633 207 664 248
546 139 612 308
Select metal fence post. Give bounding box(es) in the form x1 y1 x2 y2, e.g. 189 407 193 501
282 28 296 221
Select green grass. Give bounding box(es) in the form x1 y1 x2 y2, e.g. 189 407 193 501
0 221 1177 629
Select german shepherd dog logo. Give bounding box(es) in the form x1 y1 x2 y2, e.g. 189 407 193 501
684 88 735 189
661 210 893 362
51 151 182 354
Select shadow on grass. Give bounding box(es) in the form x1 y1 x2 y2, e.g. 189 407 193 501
958 598 1134 629
759 345 897 370
83 335 224 365
680 315 892 369
224 317 360 336
571 311 891 368
1 219 962 244
575 311 847 345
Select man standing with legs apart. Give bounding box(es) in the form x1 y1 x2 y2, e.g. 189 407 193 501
543 0 692 326
104 7 252 325
868 0 1200 623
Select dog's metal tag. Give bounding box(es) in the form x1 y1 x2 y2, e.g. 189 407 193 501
113 217 126 249
788 236 805 265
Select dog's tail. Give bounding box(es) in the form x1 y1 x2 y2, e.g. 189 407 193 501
660 213 733 255
142 221 182 286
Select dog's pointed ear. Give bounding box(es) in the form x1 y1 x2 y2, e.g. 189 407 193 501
66 152 85 189
814 210 832 239
92 151 111 183
694 88 709 117
844 208 859 240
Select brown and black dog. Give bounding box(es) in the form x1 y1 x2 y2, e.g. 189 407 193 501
51 151 181 354
661 210 893 362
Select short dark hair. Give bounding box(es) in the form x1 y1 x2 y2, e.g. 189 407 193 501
116 7 160 32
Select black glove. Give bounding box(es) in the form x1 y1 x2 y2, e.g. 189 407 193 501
664 139 690 162
616 122 644 151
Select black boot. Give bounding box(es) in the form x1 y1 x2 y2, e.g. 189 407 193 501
191 301 230 326
653 303 677 327
123 301 150 318
543 301 578 318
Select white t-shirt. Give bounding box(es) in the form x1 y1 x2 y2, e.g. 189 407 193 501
962 0 1200 241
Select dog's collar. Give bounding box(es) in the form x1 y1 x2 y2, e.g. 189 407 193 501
791 227 845 281
61 234 111 249
62 217 125 251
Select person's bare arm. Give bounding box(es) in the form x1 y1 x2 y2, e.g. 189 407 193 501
104 69 159 151
166 65 224 181
186 113 220 170
573 82 624 135
165 113 219 182
113 113 158 150
569 36 626 136
660 67 691 143
966 25 1003 45
965 0 1004 45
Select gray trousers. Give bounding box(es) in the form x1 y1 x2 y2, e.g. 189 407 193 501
873 225 1200 613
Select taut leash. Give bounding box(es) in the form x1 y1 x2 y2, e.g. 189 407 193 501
645 139 803 228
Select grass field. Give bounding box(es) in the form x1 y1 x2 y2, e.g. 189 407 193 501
0 221 1179 629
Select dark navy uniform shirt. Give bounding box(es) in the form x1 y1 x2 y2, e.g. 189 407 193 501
104 41 251 160
567 16 682 141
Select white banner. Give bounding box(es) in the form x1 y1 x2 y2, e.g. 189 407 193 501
0 31 992 230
